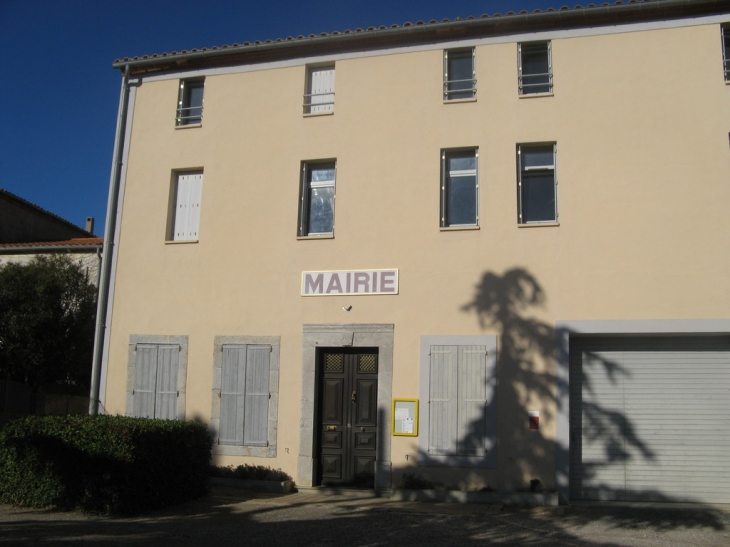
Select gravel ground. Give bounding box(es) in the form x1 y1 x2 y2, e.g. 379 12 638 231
1 487 729 546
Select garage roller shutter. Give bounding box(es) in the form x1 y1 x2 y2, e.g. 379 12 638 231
570 336 730 503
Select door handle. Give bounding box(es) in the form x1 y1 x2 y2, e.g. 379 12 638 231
351 390 357 403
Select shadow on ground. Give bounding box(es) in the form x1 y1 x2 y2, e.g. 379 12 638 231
1 486 728 546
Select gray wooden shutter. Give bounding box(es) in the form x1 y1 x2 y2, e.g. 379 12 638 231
155 344 179 420
429 345 458 455
220 345 246 445
457 345 488 456
243 345 270 447
133 344 158 418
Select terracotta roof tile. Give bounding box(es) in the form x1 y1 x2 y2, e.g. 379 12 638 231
0 238 103 249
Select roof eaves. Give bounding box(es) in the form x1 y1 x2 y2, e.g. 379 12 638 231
112 0 726 74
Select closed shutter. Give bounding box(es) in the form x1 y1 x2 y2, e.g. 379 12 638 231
243 345 270 447
220 346 246 445
174 173 203 240
133 345 158 418
457 346 488 456
571 336 730 503
173 174 191 240
310 67 334 113
429 346 458 455
186 174 203 239
155 345 179 420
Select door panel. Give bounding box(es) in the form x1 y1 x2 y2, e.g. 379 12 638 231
318 350 378 487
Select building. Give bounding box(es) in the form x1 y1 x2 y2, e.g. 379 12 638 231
0 189 102 418
0 188 102 282
95 0 730 504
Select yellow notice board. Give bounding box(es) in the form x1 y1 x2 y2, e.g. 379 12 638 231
392 398 418 436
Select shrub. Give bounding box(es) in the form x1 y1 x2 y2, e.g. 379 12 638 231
0 415 211 514
210 464 291 482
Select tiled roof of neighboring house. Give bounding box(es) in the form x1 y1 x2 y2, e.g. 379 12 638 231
0 188 93 237
113 0 726 73
0 237 103 250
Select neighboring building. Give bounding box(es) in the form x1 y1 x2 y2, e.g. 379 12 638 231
0 188 102 283
0 188 95 244
96 0 730 504
0 190 102 418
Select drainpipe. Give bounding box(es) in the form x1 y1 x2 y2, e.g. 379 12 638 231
89 65 130 415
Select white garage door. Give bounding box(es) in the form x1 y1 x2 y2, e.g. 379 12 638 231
570 336 730 503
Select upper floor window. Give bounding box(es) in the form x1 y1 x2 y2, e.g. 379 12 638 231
443 48 476 100
518 42 552 95
517 144 557 224
304 65 335 114
169 172 203 241
722 26 730 82
298 161 336 236
176 79 204 126
441 149 478 227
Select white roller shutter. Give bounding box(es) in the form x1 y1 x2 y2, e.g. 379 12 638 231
571 336 730 503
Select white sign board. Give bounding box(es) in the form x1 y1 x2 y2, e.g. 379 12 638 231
301 269 398 296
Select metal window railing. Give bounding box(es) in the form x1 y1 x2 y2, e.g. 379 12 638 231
303 92 335 113
176 105 203 125
519 73 553 94
443 78 477 100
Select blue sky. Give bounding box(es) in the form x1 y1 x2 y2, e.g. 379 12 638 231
0 0 560 235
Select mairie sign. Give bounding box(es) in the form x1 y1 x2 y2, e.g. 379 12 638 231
302 269 398 296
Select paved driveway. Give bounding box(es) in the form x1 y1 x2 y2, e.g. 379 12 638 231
1 487 729 546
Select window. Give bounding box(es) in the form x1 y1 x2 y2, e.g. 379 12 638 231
444 48 476 100
722 27 730 82
518 42 552 95
169 172 203 241
176 79 204 125
419 336 497 467
126 335 188 420
441 149 478 227
212 336 280 458
298 161 335 236
518 144 557 224
304 65 335 114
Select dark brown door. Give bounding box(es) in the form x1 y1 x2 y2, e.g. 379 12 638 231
317 350 378 487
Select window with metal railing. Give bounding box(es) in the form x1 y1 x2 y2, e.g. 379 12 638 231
176 79 204 126
444 48 476 100
517 143 557 224
518 42 552 95
304 65 335 114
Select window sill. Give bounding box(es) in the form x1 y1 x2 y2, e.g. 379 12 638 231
303 111 334 118
212 444 276 458
297 233 334 240
440 225 480 231
443 97 477 104
518 92 554 99
175 123 202 129
165 239 199 244
518 222 559 228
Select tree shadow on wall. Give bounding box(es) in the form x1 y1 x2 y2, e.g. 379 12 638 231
404 267 724 519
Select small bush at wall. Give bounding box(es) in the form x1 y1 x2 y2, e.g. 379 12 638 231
210 464 292 482
0 415 211 515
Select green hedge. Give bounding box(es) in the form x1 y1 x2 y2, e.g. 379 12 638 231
0 415 211 514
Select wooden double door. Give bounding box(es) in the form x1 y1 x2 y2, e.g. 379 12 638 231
317 349 378 487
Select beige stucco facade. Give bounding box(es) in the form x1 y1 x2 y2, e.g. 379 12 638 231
100 5 730 500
